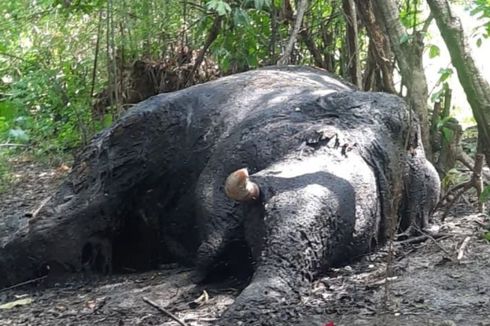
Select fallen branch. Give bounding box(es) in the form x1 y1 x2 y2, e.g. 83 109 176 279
395 233 451 245
412 226 455 260
0 275 47 293
142 297 189 326
457 149 490 182
436 153 486 220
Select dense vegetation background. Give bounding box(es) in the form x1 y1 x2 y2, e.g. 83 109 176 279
1 0 490 197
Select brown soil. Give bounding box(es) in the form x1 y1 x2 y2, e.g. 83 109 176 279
0 161 489 326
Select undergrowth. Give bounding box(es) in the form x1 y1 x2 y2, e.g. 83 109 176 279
0 154 12 193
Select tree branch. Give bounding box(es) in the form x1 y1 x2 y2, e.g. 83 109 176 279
278 0 308 65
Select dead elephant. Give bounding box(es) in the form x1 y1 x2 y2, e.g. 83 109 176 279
0 66 440 325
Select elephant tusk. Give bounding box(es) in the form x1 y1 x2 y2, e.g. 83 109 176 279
224 168 260 202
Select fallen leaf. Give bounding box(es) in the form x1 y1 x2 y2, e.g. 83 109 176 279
0 298 33 309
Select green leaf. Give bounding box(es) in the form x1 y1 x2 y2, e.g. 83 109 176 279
431 89 444 103
233 8 250 26
399 33 410 44
441 127 454 142
102 113 113 128
476 38 483 47
207 0 231 16
219 2 231 15
429 45 440 58
436 116 453 129
8 128 29 142
480 185 490 203
0 101 17 121
438 68 453 82
483 231 490 242
254 0 271 10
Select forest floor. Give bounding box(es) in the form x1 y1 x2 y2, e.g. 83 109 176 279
0 159 489 326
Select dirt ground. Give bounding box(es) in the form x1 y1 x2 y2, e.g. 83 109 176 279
0 159 489 326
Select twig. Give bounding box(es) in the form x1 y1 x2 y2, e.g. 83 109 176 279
0 275 47 293
28 196 52 220
94 317 108 324
395 233 451 245
0 143 28 147
370 276 398 287
0 52 29 63
184 317 218 322
474 220 490 229
192 289 209 305
415 227 455 259
457 236 471 261
142 297 189 326
457 150 490 182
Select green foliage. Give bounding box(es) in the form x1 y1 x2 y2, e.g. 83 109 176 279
428 44 440 58
209 0 285 72
0 0 186 156
0 155 12 193
438 68 454 83
431 72 454 102
0 0 477 167
399 33 411 44
441 168 465 191
469 0 490 46
436 116 455 142
0 0 351 156
207 0 232 16
399 0 423 30
470 0 490 23
481 185 490 203
483 231 490 242
0 0 98 156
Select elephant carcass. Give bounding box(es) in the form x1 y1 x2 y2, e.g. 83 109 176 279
0 66 439 325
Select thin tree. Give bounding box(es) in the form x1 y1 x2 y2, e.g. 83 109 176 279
278 0 309 65
354 0 396 93
427 0 490 166
371 0 432 154
342 0 361 87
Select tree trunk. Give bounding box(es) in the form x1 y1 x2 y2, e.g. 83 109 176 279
300 28 327 69
427 0 490 166
185 15 222 86
342 0 362 87
355 0 396 93
278 0 308 65
371 0 432 154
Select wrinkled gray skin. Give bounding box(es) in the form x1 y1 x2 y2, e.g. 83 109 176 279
194 68 439 325
0 67 439 325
